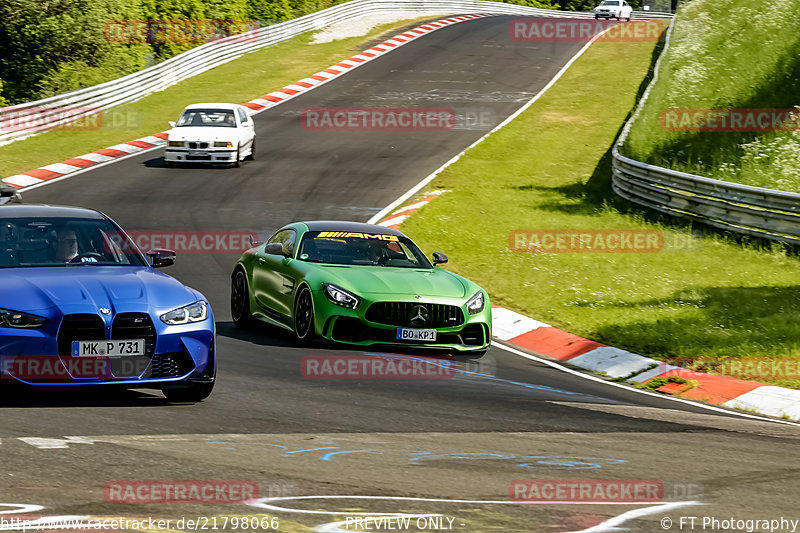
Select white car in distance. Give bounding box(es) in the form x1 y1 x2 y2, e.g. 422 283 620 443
594 0 633 20
165 103 255 167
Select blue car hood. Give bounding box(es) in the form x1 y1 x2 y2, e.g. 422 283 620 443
1 267 201 314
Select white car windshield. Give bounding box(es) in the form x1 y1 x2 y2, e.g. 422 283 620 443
176 108 237 128
600 1 620 4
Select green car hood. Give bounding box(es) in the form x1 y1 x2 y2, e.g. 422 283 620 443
313 265 470 299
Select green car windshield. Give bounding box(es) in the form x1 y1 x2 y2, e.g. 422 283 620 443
297 231 433 269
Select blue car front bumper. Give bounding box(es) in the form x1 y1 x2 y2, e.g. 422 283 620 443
0 307 215 386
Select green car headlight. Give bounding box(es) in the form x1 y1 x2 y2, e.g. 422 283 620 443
466 291 485 315
323 283 359 309
0 307 48 328
213 141 233 148
160 301 207 325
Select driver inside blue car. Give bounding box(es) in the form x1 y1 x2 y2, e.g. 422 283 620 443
55 227 79 263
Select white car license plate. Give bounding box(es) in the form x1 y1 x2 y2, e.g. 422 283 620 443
71 339 145 357
188 150 207 156
396 328 437 341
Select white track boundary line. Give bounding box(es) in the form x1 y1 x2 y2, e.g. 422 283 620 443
366 25 612 224
247 495 703 533
18 145 165 193
492 341 800 427
362 23 800 428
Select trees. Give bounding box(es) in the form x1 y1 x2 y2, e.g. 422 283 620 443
0 0 150 102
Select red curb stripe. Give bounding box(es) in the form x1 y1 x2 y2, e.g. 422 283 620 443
277 87 300 95
649 369 763 405
95 148 128 158
153 132 169 139
125 140 155 149
295 81 314 88
23 168 62 180
360 52 376 58
508 328 605 361
401 33 417 38
335 62 354 68
310 75 328 81
381 42 397 47
348 57 365 63
62 158 97 169
393 37 407 42
324 68 341 74
243 102 265 110
262 95 283 103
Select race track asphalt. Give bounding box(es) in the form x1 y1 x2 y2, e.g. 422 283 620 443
4 15 799 533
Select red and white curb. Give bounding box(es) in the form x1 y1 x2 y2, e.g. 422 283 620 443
375 191 800 420
490 305 800 421
1 14 492 191
377 190 448 229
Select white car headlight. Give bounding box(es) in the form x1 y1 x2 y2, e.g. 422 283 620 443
213 141 234 148
160 301 207 325
466 291 485 315
323 283 359 309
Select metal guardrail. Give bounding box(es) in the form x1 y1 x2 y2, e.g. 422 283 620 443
611 17 800 245
0 0 670 146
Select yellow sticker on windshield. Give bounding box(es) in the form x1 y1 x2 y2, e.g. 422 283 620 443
317 231 399 241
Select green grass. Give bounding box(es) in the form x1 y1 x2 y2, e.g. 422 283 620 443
0 16 436 179
400 36 800 376
622 0 800 192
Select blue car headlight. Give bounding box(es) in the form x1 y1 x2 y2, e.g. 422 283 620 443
323 283 359 309
160 301 207 325
0 307 48 328
466 291 485 315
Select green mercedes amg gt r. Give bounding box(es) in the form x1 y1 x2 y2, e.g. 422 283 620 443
230 221 491 353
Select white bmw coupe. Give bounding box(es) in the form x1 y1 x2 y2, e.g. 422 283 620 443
165 103 256 167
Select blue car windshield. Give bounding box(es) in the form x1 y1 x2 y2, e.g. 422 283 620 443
0 216 147 268
297 231 433 268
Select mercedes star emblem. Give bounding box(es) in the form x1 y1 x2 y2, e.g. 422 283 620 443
410 304 429 326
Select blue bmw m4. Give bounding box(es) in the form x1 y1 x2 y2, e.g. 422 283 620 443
0 204 215 401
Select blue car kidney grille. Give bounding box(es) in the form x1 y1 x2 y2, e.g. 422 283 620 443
112 313 156 357
57 314 105 355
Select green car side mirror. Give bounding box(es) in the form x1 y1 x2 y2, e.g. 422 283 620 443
264 242 287 256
